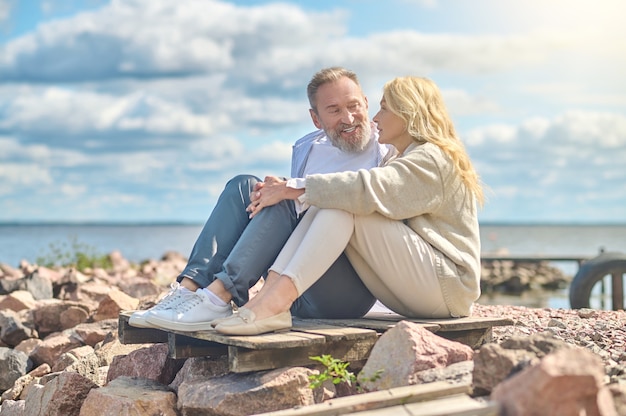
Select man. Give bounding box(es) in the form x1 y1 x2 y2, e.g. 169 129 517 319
129 67 394 332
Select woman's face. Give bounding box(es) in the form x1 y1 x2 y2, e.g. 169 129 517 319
373 98 413 154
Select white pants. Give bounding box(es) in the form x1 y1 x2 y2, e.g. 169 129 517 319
270 207 450 318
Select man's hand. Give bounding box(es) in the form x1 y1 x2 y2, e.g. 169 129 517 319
247 175 304 218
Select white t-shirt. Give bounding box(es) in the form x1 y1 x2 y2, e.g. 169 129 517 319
288 135 380 214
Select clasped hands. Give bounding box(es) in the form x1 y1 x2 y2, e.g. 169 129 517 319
247 175 289 219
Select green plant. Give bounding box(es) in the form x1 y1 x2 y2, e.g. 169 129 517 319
36 236 113 272
308 354 384 392
308 354 356 389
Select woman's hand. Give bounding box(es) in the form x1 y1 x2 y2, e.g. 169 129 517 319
247 176 287 218
247 175 304 219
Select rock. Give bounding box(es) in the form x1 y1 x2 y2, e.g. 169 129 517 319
31 300 91 336
51 345 95 372
93 338 151 367
177 366 317 416
79 376 178 416
92 288 138 322
23 270 54 300
0 310 37 348
0 399 25 416
29 333 83 367
491 347 616 415
414 360 474 386
106 343 185 385
358 320 473 391
0 290 37 312
169 356 230 392
0 347 32 392
24 372 97 416
71 319 118 347
1 373 36 402
13 338 43 357
473 332 573 395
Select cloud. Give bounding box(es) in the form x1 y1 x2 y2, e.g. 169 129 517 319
0 86 215 142
0 0 11 25
0 0 345 83
0 0 601 87
467 111 626 221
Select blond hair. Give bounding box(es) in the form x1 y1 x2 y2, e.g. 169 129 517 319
382 76 484 205
307 67 361 113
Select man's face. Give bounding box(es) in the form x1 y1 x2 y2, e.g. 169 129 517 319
310 77 371 153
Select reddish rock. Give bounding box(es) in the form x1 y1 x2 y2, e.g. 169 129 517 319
106 343 184 385
72 319 118 347
29 333 83 367
24 371 97 416
359 320 473 391
32 300 91 335
491 347 617 416
0 290 37 312
79 376 178 416
92 288 138 321
177 366 317 415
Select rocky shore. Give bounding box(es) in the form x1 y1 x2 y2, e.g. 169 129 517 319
0 251 624 415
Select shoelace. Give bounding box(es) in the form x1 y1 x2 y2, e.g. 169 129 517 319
173 291 204 313
151 282 183 310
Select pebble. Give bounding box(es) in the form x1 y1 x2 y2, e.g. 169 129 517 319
473 303 626 383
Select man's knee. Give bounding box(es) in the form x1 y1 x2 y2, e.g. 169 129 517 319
225 174 261 190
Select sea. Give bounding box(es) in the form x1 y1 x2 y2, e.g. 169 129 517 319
1 223 625 310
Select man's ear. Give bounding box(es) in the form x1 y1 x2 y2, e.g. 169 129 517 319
309 109 322 129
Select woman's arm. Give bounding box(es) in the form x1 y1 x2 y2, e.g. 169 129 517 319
247 175 305 218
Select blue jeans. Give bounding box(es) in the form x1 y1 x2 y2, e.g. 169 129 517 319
178 174 376 319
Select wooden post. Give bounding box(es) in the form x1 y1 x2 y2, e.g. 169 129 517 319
612 272 624 311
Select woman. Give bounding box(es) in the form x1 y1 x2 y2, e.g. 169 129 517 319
214 76 485 336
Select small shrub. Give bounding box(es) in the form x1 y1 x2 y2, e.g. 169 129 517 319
36 236 113 271
308 354 383 393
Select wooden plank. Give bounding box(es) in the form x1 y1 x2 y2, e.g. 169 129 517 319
364 311 512 331
167 333 227 359
293 318 440 333
118 311 169 344
402 394 499 416
255 381 470 416
229 335 378 373
291 321 380 339
438 327 493 349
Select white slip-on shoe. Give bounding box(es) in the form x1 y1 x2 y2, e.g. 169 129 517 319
145 289 233 332
215 307 292 336
129 282 190 328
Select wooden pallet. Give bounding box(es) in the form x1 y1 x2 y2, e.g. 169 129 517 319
118 311 512 373
256 382 499 416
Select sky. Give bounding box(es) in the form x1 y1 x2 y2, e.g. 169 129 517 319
0 0 625 224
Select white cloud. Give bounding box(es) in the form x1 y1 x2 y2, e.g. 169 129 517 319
442 89 499 117
0 163 52 191
0 0 11 24
0 86 215 140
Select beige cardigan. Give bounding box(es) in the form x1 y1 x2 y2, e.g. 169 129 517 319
304 141 481 317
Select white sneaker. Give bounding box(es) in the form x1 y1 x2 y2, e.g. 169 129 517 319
128 282 191 328
145 290 233 332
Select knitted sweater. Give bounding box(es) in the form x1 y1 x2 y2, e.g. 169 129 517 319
304 141 481 317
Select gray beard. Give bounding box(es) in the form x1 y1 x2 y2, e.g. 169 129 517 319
326 122 372 153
